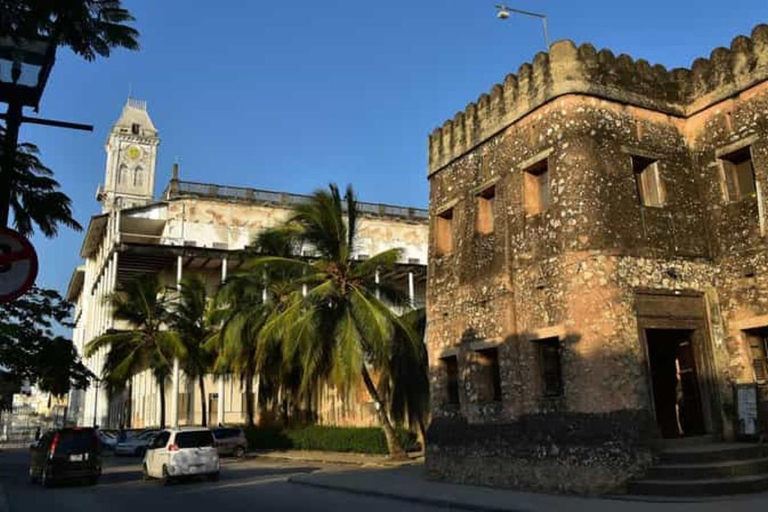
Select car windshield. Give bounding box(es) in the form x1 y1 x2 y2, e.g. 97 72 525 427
56 430 98 453
176 431 214 448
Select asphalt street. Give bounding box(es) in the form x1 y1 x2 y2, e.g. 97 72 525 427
0 450 441 512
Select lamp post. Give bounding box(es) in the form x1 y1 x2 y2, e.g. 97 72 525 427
0 35 93 229
92 377 101 428
495 4 551 50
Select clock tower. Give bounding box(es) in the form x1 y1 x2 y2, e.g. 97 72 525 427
98 98 159 212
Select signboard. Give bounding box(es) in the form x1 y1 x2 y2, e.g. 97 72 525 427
0 227 38 303
735 383 759 438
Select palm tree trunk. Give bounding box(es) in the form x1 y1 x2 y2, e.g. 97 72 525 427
158 378 166 429
198 375 207 427
361 365 407 460
245 371 255 427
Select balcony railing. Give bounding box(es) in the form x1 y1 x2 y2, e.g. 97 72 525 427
164 180 428 221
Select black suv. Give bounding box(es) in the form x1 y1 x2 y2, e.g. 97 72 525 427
29 428 102 487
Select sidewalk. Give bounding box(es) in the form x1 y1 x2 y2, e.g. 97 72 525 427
251 449 422 467
289 464 768 512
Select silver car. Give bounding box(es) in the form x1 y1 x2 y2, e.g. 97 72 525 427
115 430 158 457
212 427 247 458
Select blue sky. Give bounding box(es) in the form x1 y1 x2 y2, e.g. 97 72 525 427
20 0 766 295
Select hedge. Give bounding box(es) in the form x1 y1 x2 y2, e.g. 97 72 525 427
244 425 417 455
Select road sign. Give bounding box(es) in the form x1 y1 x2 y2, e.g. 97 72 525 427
0 227 38 303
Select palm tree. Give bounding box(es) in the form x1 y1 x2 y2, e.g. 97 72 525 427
85 274 184 428
2 0 139 61
169 276 217 426
210 229 303 426
0 132 81 238
249 184 421 459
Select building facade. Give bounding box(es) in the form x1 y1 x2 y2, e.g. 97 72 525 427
67 100 428 429
425 25 768 492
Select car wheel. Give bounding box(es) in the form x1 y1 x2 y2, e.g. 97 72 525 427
41 467 53 488
161 466 172 486
234 446 245 459
207 472 219 482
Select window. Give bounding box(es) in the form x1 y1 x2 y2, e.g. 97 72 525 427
746 329 768 383
175 431 215 448
133 166 143 187
436 208 454 255
524 159 549 215
442 356 460 405
151 431 170 449
131 123 140 135
476 185 496 234
632 155 666 207
476 348 502 402
535 337 563 397
117 164 128 185
721 147 756 202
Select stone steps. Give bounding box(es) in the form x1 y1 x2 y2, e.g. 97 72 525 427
628 442 768 497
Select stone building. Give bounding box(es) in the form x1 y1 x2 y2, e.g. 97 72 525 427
425 25 768 493
67 99 428 429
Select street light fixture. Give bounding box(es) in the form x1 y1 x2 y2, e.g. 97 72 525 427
495 4 551 50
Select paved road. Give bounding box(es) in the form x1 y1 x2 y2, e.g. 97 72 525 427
0 450 440 512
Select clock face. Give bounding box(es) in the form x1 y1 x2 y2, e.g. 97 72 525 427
126 145 142 161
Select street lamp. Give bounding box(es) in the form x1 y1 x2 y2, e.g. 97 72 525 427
0 36 93 230
495 4 551 50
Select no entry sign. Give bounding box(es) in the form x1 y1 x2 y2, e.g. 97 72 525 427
0 227 38 303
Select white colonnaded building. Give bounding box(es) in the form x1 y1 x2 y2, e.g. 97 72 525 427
66 99 428 429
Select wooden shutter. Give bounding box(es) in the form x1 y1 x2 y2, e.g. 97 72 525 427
746 332 768 383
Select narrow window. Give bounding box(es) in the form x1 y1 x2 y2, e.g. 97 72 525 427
476 348 502 402
133 166 143 187
721 147 756 202
442 356 460 405
436 207 454 255
117 164 128 185
131 123 140 135
535 337 563 397
746 329 768 383
632 155 666 207
476 185 496 235
524 159 549 215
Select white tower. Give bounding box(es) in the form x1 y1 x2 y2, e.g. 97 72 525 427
98 98 159 212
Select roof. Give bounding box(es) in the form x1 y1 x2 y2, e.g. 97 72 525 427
79 214 108 258
65 266 86 301
112 98 158 137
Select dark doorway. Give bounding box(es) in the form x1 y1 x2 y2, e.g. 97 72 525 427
646 329 706 438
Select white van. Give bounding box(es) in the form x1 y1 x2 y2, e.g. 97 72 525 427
142 428 220 484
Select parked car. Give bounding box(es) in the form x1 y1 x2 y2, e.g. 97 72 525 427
29 427 102 487
143 428 220 484
212 427 247 458
96 430 117 451
115 429 158 457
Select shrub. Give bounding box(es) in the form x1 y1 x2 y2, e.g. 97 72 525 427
244 425 417 454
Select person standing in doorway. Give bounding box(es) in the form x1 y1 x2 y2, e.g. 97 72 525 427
675 358 685 437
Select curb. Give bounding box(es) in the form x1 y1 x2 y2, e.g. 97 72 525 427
252 451 422 468
288 477 525 512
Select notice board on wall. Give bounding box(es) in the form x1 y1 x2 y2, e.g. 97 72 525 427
735 383 759 437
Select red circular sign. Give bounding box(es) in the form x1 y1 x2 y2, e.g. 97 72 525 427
0 227 38 303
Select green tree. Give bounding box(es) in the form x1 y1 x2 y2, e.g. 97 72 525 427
0 286 92 396
0 0 139 61
0 131 81 238
249 184 421 459
85 274 184 428
169 276 217 426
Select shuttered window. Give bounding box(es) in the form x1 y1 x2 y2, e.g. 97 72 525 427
746 331 768 383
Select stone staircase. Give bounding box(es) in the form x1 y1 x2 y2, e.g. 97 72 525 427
628 438 768 497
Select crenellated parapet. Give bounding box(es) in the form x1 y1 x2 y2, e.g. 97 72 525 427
428 24 768 176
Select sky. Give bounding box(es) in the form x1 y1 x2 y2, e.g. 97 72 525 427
18 0 767 296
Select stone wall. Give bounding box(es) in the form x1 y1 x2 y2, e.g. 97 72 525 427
426 24 768 493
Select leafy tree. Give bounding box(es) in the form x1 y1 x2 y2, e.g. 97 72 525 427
85 274 184 428
0 0 139 61
169 276 217 426
248 184 421 459
0 286 92 397
0 129 81 238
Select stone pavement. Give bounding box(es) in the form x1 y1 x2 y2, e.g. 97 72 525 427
289 464 768 512
252 449 422 467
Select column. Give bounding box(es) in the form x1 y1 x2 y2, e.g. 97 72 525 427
408 271 415 306
171 255 182 428
375 269 381 300
218 257 227 425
